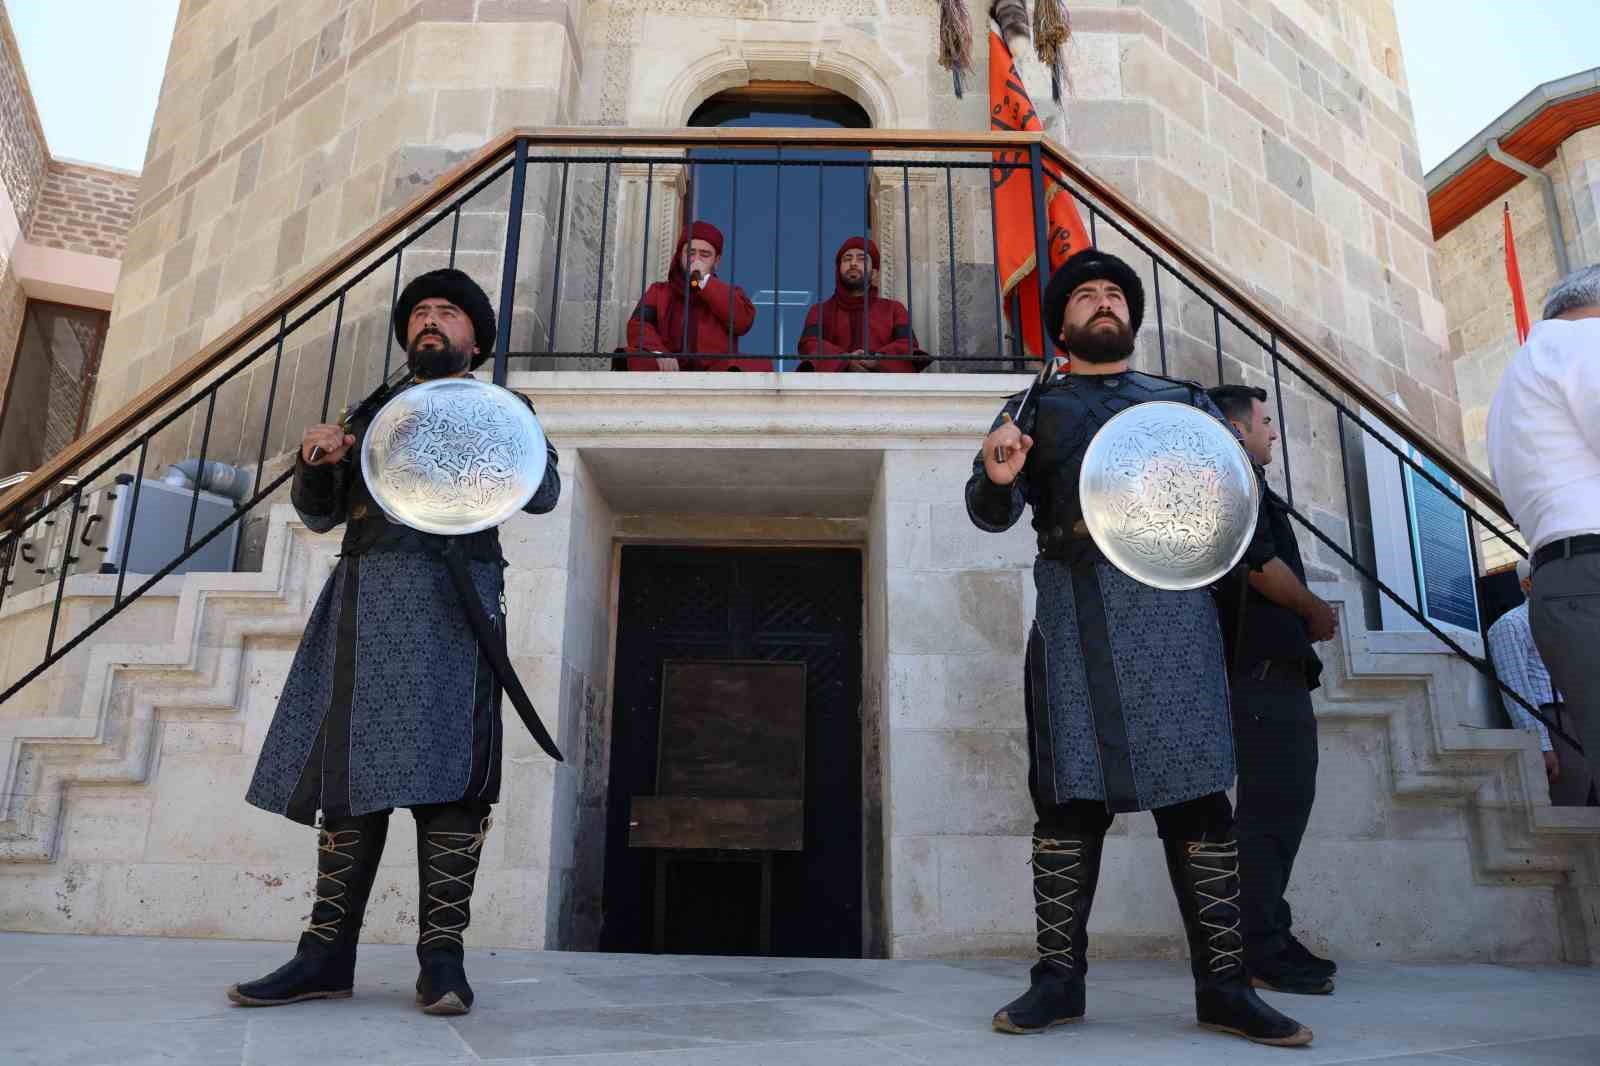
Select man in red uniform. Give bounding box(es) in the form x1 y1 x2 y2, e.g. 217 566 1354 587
620 220 762 371
797 237 927 372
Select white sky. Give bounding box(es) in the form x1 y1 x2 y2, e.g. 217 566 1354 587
8 0 179 172
4 1 1595 177
1393 0 1597 173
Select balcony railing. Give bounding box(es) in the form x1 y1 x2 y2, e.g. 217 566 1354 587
0 127 1563 753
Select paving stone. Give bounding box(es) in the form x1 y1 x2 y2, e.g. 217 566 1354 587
1 935 1597 1065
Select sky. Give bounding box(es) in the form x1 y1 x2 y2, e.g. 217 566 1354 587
8 0 179 172
3 0 1595 176
1393 0 1597 173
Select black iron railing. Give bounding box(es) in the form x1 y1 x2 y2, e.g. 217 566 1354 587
0 128 1563 755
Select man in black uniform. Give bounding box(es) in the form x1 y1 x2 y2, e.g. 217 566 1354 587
968 249 1310 1047
1209 384 1339 995
226 269 562 1016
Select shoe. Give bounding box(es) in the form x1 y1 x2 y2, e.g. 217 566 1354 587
227 814 389 1006
1248 947 1335 995
414 806 492 1016
992 835 1102 1034
1283 934 1337 977
1163 838 1313 1047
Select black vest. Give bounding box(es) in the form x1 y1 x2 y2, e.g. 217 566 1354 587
1021 370 1208 558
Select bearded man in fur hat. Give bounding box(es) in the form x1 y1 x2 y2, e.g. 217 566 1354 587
966 248 1313 1048
226 268 561 1017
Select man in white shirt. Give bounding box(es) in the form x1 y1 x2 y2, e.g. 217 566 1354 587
1485 559 1594 805
1487 263 1600 788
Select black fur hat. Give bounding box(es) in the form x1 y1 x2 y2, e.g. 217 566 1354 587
392 268 497 369
1042 249 1145 354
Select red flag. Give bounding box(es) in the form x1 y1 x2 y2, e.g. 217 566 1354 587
989 29 1091 362
1504 203 1530 344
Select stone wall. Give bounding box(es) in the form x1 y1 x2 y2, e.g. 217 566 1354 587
26 163 140 259
1434 124 1600 569
0 1 49 438
89 0 583 442
0 2 47 234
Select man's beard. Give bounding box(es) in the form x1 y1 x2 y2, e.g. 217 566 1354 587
841 271 867 292
407 330 470 378
1063 314 1135 364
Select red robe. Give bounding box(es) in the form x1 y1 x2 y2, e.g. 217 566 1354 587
796 238 927 373
621 265 762 372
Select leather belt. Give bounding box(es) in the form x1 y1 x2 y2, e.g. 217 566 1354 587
1531 534 1600 572
1236 658 1305 684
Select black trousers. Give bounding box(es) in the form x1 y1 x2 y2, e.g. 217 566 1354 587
1230 668 1318 961
1037 791 1234 840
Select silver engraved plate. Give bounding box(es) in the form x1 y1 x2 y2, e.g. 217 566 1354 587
361 378 547 536
1079 401 1259 591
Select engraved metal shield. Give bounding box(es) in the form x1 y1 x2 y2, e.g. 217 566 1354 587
1079 401 1259 591
361 378 547 535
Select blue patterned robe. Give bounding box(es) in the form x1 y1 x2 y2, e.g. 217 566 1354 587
967 372 1262 813
245 390 560 825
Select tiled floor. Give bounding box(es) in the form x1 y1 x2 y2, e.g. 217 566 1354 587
1 933 1595 1065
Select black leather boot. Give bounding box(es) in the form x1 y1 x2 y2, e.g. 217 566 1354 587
992 834 1103 1034
414 805 492 1016
227 813 390 1006
1163 838 1313 1046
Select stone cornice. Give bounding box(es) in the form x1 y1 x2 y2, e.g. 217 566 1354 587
505 371 1032 445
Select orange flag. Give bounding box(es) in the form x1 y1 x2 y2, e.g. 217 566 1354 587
990 28 1091 361
1503 203 1530 344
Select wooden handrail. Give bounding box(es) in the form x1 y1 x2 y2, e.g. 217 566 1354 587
2 125 1507 532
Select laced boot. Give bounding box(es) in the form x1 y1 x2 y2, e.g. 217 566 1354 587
1162 838 1313 1047
227 814 390 1006
992 834 1103 1034
414 806 492 1016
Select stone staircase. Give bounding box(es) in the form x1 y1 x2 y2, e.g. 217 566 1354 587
1309 578 1600 963
0 505 335 863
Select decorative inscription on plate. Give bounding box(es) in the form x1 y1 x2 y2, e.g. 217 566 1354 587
363 379 546 535
1080 402 1258 590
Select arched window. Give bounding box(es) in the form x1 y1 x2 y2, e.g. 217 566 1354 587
687 83 872 368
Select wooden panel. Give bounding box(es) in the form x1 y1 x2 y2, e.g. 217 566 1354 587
629 796 804 851
657 659 806 800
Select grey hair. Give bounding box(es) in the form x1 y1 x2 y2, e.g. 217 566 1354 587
1541 263 1600 320
1516 556 1531 582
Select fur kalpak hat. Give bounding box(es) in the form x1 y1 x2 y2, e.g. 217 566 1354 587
1042 249 1146 348
393 268 497 369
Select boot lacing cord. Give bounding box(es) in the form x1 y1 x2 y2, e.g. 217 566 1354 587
306 828 363 943
1186 840 1244 974
1032 836 1084 965
419 816 493 949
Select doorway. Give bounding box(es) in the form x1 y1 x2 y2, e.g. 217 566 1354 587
601 545 864 957
686 84 873 369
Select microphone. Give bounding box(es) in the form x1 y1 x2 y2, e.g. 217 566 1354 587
689 270 704 290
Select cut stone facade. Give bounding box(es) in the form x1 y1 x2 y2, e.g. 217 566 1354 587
0 2 48 418
7 0 1582 968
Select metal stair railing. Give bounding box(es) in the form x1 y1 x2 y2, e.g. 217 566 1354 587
0 128 1554 753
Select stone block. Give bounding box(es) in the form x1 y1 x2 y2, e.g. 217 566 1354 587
1066 100 1160 158
889 652 1022 732
889 834 939 936
1121 38 1206 133
927 502 1034 571
1138 159 1214 251
886 570 1023 655
936 834 1032 934
1261 130 1314 211
889 730 1032 837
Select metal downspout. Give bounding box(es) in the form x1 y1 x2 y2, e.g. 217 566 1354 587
1486 138 1572 278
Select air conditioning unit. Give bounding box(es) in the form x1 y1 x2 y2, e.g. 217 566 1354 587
99 473 240 579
